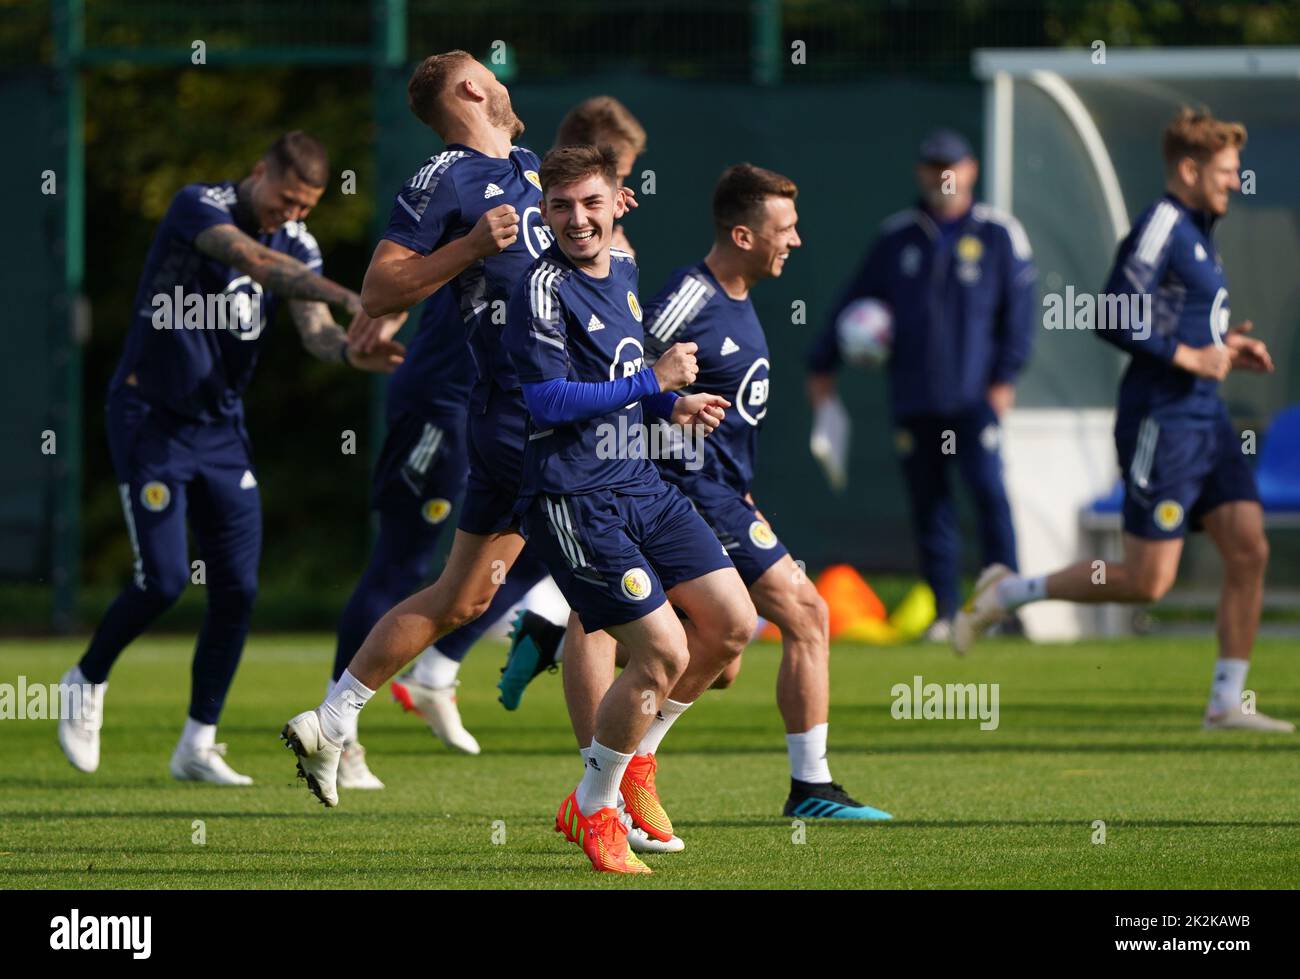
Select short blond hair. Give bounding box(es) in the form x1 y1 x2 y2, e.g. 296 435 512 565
1163 107 1246 174
554 96 647 157
407 50 475 132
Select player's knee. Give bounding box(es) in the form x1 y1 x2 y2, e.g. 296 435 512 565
209 577 258 615
642 639 689 692
787 589 830 647
1131 567 1176 603
1225 531 1269 576
441 592 494 633
146 565 189 608
711 655 743 689
717 594 757 658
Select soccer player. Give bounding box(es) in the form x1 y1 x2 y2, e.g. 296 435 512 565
280 53 637 806
504 144 755 874
56 131 405 783
955 109 1292 733
496 96 647 708
806 130 1037 640
509 164 893 826
327 95 650 788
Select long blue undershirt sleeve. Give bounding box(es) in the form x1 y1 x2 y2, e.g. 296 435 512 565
643 390 679 420
522 367 666 428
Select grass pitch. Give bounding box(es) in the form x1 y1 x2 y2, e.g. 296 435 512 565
2 633 1298 889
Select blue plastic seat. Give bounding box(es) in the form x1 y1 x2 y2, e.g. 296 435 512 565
1089 478 1125 514
1257 405 1300 511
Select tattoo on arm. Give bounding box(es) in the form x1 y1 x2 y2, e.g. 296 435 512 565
289 300 347 363
195 225 360 312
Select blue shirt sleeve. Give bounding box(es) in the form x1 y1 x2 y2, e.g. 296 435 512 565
170 184 236 246
504 266 571 384
991 221 1037 384
281 222 324 277
644 390 679 420
1095 206 1181 363
522 370 661 428
380 160 459 255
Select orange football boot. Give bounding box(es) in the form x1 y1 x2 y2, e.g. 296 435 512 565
555 790 652 875
619 753 673 842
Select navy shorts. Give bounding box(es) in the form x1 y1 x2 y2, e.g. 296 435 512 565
1118 412 1259 540
371 408 468 529
520 480 734 632
687 488 788 587
459 385 529 536
104 387 262 597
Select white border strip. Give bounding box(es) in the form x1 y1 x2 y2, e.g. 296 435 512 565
974 47 1300 79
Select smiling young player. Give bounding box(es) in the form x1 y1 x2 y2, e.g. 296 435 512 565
509 164 893 825
324 93 651 788
504 145 756 874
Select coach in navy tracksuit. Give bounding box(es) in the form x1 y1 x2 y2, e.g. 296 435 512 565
807 130 1037 635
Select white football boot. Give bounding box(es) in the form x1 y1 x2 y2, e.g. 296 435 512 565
391 676 481 755
337 742 385 789
57 668 107 773
170 741 254 785
952 563 1014 656
622 808 684 854
281 710 343 806
1204 706 1296 733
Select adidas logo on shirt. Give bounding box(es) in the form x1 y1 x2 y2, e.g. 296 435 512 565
239 470 258 489
720 336 740 356
587 314 605 332
483 183 504 199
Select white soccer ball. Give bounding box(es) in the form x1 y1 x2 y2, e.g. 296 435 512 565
836 298 893 367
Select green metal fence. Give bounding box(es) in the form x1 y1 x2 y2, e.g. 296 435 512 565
11 0 1299 630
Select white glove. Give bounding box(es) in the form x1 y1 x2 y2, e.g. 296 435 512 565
810 394 851 492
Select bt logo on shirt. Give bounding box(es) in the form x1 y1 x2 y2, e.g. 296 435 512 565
522 206 554 258
737 357 771 426
610 337 645 379
610 337 645 409
221 276 266 342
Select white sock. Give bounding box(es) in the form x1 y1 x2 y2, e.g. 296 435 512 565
636 698 690 756
180 717 216 752
786 722 832 783
996 574 1046 610
1208 658 1249 716
410 645 460 689
554 630 566 664
576 739 632 814
319 669 375 745
324 676 360 746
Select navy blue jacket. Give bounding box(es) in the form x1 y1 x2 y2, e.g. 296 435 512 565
808 202 1037 419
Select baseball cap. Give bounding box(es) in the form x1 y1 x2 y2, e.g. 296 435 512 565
918 129 973 165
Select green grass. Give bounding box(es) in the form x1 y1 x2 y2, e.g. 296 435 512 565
1 634 1298 889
